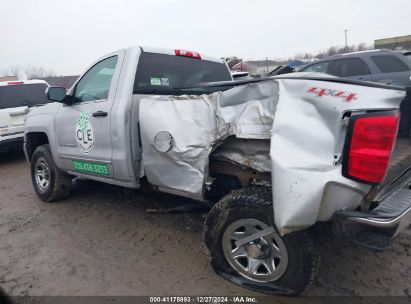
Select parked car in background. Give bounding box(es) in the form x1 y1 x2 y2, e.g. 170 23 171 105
300 49 411 137
0 80 49 152
268 65 295 76
300 49 411 86
231 71 253 81
268 60 307 76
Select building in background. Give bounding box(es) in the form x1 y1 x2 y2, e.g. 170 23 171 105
375 35 411 50
0 76 18 82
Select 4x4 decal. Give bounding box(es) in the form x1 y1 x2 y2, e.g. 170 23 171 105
308 87 358 102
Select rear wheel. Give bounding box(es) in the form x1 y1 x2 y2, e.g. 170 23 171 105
31 145 72 202
222 218 288 283
203 186 321 296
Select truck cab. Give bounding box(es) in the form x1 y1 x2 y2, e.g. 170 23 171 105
25 46 232 188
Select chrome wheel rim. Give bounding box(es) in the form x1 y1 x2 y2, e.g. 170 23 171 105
222 218 288 283
34 157 50 192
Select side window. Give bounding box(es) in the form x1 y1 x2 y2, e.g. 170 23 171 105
74 56 118 103
371 55 410 73
301 62 329 73
328 58 370 77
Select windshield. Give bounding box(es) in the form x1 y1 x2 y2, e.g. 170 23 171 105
133 52 232 95
0 83 49 110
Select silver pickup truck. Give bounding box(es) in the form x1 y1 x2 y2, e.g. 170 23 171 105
24 46 411 296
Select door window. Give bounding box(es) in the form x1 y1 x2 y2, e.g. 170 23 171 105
74 56 118 103
371 55 410 73
327 58 370 77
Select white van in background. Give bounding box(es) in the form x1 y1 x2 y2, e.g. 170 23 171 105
0 80 49 152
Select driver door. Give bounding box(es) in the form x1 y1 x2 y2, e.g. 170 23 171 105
54 52 123 179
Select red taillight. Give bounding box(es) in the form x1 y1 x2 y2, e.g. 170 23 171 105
175 49 201 59
345 113 399 184
7 81 24 85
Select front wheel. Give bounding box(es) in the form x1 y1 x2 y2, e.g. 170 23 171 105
203 187 321 296
31 145 72 202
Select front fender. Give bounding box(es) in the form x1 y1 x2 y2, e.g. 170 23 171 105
24 103 60 162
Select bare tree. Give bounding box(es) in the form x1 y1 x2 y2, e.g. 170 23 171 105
0 65 21 78
23 65 57 79
357 42 368 51
327 46 338 56
293 53 305 60
311 42 373 60
303 53 313 60
1 65 58 80
229 42 374 75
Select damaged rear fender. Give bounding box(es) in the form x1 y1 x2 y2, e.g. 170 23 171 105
271 78 406 235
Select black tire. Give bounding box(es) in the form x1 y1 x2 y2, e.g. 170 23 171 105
31 145 72 202
203 186 321 296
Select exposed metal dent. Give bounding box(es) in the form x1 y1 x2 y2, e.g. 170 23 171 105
210 160 271 186
212 137 271 173
216 81 279 139
213 153 271 172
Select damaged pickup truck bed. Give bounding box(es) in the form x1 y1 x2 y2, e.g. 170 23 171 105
24 46 411 296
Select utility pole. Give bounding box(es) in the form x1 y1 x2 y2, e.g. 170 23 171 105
345 29 348 52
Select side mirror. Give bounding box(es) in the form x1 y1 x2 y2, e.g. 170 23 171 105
46 86 67 103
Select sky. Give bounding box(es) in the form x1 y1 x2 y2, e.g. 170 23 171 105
0 0 410 76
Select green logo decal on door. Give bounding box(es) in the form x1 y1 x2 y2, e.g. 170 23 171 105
76 112 95 154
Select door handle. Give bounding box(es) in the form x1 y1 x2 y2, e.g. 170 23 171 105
92 111 108 117
9 108 29 116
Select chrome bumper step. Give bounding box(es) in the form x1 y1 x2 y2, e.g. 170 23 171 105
333 185 411 244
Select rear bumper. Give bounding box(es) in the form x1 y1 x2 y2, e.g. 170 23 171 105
347 188 411 237
333 170 411 239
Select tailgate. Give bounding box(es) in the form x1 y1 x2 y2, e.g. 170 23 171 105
0 106 28 137
386 138 411 183
385 92 411 185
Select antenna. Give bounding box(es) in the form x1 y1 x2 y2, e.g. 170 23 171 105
345 29 348 52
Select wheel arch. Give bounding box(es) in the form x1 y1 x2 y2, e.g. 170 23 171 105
25 132 50 162
203 186 321 296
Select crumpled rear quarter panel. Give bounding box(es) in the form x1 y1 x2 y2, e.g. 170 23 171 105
271 79 405 234
139 81 278 200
